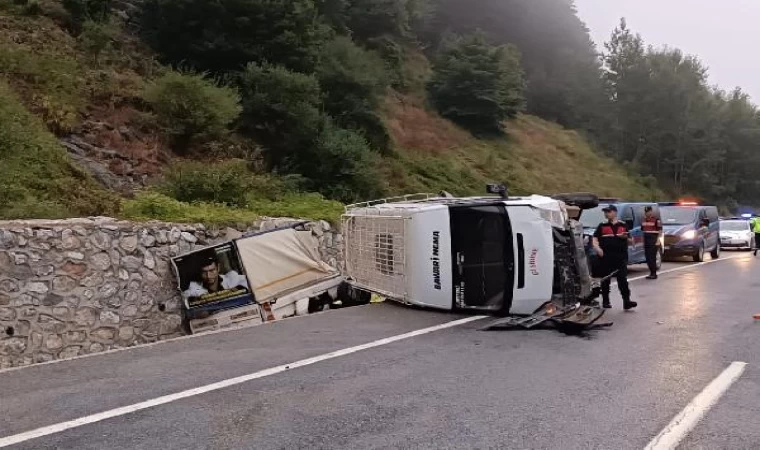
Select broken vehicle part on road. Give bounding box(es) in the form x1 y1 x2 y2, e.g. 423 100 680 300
341 186 610 331
480 269 618 332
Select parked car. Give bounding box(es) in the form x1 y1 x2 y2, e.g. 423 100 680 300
580 200 663 270
660 202 720 262
719 218 754 250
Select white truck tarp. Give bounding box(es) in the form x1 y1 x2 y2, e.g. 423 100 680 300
235 228 339 305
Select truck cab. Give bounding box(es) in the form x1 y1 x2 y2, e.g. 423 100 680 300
342 191 596 316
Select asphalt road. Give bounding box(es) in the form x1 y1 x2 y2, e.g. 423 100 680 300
1 252 759 449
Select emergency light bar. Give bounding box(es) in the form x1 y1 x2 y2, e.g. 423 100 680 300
658 201 699 206
742 213 753 218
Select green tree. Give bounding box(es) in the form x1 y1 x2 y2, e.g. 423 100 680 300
143 71 242 153
425 0 606 129
714 89 760 204
601 18 651 162
316 37 391 150
159 159 301 206
288 120 384 202
139 0 331 73
601 19 760 206
427 32 526 134
62 0 111 24
320 0 431 41
238 62 324 165
317 0 349 31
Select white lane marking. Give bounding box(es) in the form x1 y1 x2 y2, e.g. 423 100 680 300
644 361 748 450
3 255 748 376
620 253 747 285
0 316 485 448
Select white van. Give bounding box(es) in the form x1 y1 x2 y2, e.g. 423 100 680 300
342 188 601 318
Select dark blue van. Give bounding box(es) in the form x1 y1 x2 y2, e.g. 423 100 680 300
581 200 663 269
659 203 720 262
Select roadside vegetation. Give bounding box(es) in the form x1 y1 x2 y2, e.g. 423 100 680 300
3 0 748 225
383 101 661 200
0 81 119 219
122 192 344 225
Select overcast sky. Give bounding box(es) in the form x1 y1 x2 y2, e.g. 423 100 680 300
574 0 759 103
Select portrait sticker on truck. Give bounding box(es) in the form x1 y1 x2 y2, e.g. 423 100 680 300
432 231 442 290
529 248 539 276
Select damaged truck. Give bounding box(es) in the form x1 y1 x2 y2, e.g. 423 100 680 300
341 186 611 330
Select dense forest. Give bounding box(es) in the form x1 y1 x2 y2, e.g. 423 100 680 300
425 0 760 209
1 0 758 222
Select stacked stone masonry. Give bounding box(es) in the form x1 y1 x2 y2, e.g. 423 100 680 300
0 218 342 369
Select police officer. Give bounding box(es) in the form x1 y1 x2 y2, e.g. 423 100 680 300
592 205 637 310
642 206 662 279
752 215 760 256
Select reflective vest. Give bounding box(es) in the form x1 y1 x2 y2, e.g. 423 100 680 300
642 217 661 234
752 218 760 233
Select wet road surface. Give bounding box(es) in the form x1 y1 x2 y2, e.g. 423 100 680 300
1 253 759 449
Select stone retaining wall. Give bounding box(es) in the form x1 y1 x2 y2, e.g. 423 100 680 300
0 218 341 369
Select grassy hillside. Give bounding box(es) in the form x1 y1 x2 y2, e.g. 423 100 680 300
0 2 344 223
0 80 120 219
0 1 662 225
382 94 662 200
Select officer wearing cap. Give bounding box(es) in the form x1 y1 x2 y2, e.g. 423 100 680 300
592 205 638 310
642 206 662 279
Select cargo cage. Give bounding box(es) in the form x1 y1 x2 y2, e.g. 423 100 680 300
342 213 408 301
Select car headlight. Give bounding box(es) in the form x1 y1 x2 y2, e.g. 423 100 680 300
682 230 697 240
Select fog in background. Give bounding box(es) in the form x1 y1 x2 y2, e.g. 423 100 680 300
575 0 759 103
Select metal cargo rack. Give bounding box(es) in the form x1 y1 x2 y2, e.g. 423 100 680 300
344 193 438 212
342 213 408 301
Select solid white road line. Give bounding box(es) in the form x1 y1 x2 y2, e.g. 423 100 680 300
2 254 746 376
622 253 747 285
644 361 748 450
0 316 485 448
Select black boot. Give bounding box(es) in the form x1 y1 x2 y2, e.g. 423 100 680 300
646 273 658 280
624 298 638 310
602 297 611 309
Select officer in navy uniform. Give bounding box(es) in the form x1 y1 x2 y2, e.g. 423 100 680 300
642 206 662 279
592 205 638 310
